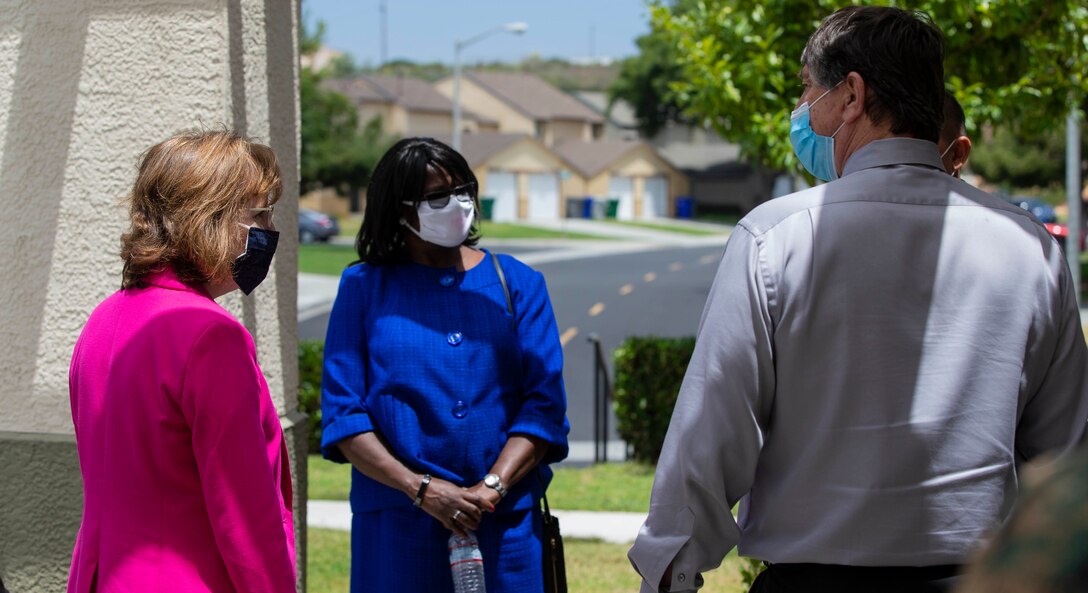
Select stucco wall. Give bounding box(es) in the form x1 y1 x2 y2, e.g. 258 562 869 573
548 119 591 146
0 0 304 589
406 111 455 136
486 140 565 173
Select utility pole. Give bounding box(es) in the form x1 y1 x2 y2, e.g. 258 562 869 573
1067 105 1082 307
379 0 388 67
452 22 527 150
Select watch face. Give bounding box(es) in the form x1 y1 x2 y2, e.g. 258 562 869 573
484 474 500 488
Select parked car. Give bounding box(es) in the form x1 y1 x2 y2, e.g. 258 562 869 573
1040 221 1087 252
1003 197 1085 250
299 208 339 244
1006 196 1057 223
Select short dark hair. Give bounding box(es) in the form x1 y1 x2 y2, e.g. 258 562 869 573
802 6 945 142
941 90 967 146
356 137 479 265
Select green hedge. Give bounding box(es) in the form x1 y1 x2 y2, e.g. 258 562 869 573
613 336 696 464
298 340 324 454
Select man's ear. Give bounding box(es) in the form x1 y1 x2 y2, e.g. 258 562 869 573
953 136 973 175
841 71 867 124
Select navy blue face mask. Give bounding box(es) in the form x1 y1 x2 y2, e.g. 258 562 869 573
233 224 279 295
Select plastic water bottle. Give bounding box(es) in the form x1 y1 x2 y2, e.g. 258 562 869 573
448 531 486 593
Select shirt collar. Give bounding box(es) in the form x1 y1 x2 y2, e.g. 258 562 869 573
143 266 212 298
841 137 946 177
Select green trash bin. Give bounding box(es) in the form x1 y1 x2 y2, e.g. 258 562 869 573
606 198 619 219
480 196 496 221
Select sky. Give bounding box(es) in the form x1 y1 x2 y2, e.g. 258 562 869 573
302 0 653 66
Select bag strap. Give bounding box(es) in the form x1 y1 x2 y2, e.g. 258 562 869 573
490 250 513 317
538 467 554 519
492 250 554 516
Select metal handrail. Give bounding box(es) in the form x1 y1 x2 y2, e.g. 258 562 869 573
587 333 614 463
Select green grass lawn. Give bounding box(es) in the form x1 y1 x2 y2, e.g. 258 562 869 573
481 221 605 240
309 455 655 512
298 244 358 277
335 217 605 241
307 528 746 593
299 221 608 276
336 215 362 239
602 219 728 236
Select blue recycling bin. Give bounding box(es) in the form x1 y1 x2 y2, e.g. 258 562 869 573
582 197 595 219
676 196 695 219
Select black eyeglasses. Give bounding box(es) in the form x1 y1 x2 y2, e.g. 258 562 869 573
411 182 478 209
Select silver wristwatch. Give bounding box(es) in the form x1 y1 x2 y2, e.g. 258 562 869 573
483 473 507 498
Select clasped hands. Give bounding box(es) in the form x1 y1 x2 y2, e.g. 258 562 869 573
417 476 503 537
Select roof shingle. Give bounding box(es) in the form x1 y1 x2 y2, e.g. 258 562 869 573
323 75 496 124
465 71 604 123
553 139 645 177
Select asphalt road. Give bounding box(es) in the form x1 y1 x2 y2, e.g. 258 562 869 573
300 244 725 448
535 245 724 444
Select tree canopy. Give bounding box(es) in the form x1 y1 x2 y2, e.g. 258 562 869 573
299 17 394 196
618 0 1088 174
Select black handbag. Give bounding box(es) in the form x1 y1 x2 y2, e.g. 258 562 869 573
541 484 568 593
491 252 568 593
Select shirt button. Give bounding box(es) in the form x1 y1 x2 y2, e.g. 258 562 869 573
439 275 455 287
452 401 468 418
447 331 463 346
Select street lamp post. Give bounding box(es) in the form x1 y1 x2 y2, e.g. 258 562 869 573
452 22 527 151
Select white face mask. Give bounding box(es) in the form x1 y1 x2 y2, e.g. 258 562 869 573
400 194 475 248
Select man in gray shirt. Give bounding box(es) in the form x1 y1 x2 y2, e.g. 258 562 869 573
629 6 1088 593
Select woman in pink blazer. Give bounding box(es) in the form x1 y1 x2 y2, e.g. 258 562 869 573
67 130 296 593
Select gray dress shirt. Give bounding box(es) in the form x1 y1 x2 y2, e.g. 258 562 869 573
629 138 1088 592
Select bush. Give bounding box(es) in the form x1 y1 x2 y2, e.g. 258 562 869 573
298 340 324 454
613 336 696 463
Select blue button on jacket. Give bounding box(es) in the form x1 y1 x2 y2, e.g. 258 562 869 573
320 249 570 514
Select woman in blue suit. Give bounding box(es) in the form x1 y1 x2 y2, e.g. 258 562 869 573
320 137 570 592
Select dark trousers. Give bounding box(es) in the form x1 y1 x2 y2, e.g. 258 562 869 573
749 563 960 593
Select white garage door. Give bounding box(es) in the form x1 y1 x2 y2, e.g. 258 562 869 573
642 176 668 218
609 176 635 220
485 171 517 222
527 173 560 220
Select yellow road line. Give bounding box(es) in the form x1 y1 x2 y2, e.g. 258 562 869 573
668 262 683 272
643 272 657 283
619 284 634 295
588 302 605 317
560 326 579 347
699 254 717 265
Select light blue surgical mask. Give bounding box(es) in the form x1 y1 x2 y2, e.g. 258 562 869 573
790 82 845 182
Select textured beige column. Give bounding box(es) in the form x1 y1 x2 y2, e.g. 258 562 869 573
0 1 305 590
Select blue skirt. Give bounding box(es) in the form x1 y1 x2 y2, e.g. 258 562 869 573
350 505 544 593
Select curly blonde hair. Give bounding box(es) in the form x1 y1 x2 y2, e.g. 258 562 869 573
120 130 282 289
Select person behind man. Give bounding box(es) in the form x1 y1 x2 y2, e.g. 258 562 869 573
629 6 1088 593
938 90 972 177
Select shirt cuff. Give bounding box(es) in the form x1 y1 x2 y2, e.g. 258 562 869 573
321 413 374 462
509 415 569 463
629 507 696 592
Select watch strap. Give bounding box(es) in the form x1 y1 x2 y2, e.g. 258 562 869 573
413 474 431 508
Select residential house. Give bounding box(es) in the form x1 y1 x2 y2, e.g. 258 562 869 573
574 93 772 215
433 132 569 221
434 71 604 147
554 139 689 219
570 90 639 142
324 74 498 137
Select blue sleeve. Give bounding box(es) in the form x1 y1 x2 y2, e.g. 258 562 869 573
507 262 570 464
320 266 374 463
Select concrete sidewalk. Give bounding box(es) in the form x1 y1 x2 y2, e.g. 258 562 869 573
307 499 646 544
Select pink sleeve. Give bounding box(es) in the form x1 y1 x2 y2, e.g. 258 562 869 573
180 320 296 592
